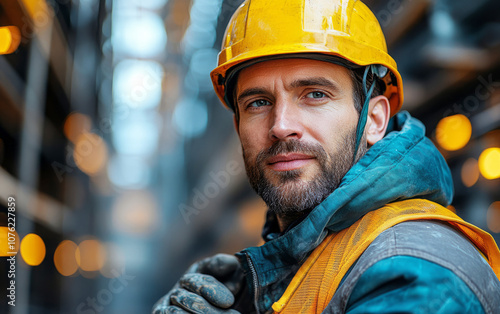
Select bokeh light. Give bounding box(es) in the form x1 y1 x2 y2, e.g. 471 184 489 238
435 114 472 151
182 23 216 54
112 12 167 58
112 190 159 235
54 240 79 276
187 48 219 93
74 133 108 175
190 0 222 21
173 98 208 138
63 112 92 143
0 26 21 54
478 147 500 179
430 10 456 39
461 158 479 187
107 155 151 189
112 60 164 109
0 227 19 256
111 110 160 156
75 239 107 272
20 234 46 266
487 202 500 233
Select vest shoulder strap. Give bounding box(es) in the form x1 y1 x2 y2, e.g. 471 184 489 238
326 220 500 313
272 199 500 313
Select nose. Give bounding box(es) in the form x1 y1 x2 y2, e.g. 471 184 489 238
268 101 303 141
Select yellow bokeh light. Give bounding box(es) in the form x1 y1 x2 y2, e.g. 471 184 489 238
0 227 19 256
74 133 108 176
54 240 79 276
112 190 158 235
20 234 46 266
75 239 106 272
461 158 479 187
0 26 21 55
435 114 472 151
63 112 92 143
478 147 500 180
487 202 500 233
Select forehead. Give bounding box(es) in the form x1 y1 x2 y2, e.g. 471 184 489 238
236 58 352 91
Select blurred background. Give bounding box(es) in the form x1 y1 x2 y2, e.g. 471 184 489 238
0 0 499 313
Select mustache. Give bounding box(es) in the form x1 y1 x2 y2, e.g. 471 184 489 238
255 139 328 165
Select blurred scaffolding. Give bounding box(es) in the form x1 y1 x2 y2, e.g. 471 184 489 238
0 0 499 313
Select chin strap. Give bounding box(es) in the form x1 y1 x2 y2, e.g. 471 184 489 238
353 64 387 164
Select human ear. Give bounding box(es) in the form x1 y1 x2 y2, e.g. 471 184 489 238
365 95 390 146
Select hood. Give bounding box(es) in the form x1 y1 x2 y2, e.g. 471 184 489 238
236 111 454 313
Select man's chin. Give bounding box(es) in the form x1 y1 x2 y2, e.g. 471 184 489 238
265 179 313 200
255 170 338 217
265 172 306 187
264 167 320 184
265 187 319 216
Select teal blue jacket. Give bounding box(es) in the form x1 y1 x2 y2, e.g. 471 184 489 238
235 112 499 313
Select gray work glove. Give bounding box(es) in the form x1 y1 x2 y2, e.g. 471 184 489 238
152 254 245 314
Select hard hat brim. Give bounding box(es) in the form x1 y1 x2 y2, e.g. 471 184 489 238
211 43 403 117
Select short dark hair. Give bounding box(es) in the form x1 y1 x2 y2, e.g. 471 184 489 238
350 66 385 115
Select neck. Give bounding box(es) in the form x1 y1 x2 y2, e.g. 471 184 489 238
277 211 308 233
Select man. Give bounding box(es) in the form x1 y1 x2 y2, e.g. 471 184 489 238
153 0 500 313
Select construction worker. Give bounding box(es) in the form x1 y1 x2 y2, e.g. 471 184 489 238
153 0 500 313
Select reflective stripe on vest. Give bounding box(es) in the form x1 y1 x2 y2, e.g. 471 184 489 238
272 199 500 313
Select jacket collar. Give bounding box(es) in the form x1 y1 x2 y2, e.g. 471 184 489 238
236 111 454 312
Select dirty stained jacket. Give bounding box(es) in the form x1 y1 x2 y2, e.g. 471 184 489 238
235 111 500 313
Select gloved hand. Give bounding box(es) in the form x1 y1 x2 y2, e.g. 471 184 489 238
152 254 245 314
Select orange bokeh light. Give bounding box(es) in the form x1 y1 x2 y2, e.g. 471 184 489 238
461 158 479 187
75 239 106 272
74 133 108 175
54 240 79 276
63 112 92 143
487 202 500 233
112 190 158 235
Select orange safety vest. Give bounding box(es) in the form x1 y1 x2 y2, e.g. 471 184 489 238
272 199 500 313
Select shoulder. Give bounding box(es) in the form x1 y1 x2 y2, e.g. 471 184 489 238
325 220 500 314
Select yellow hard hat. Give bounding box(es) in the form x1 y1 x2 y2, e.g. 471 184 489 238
210 0 403 117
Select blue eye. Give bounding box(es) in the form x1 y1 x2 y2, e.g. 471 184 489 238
248 99 271 108
306 91 326 99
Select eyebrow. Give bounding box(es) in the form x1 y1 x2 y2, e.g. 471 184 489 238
289 77 340 91
236 87 268 105
236 77 341 106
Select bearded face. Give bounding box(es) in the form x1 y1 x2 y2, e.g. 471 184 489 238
243 129 365 216
234 59 371 221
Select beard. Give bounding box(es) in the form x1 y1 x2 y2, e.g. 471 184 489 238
243 129 366 218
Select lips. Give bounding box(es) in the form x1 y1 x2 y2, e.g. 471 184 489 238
267 153 315 171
